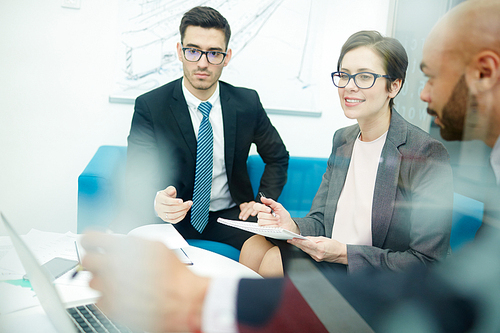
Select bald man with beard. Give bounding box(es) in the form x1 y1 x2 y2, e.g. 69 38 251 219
80 1 500 332
421 0 500 147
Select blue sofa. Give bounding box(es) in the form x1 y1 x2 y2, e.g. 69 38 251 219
78 146 483 261
78 146 328 261
450 192 483 251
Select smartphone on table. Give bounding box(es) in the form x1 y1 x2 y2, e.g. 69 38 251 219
23 257 79 281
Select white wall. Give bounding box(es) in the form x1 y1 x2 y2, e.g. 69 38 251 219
0 0 390 236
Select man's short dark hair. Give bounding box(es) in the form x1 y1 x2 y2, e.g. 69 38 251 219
179 6 231 50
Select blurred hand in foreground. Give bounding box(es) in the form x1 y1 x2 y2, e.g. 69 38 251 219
81 232 210 332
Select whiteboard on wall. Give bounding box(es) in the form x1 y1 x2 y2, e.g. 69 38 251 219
389 0 464 132
109 0 324 117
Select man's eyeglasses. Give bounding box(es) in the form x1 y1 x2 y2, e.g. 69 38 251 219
331 71 392 89
182 47 227 65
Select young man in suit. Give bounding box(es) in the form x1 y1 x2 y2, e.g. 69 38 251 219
114 6 289 250
82 0 500 332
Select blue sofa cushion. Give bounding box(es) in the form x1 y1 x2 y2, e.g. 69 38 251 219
450 193 484 252
247 154 328 218
78 147 486 258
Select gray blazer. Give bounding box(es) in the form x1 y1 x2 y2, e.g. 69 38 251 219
294 111 454 274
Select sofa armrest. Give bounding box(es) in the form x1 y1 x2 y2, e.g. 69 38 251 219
451 193 484 252
77 146 127 233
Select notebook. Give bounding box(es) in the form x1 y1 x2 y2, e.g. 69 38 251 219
1 212 134 333
217 217 308 240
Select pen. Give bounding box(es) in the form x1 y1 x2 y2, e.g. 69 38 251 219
258 192 277 217
71 264 84 279
72 241 83 279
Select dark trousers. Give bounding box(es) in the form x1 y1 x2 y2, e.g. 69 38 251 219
173 206 256 250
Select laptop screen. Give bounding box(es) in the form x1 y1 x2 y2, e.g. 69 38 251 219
1 213 77 333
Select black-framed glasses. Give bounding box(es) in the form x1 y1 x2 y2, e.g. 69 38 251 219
331 71 392 89
182 47 227 65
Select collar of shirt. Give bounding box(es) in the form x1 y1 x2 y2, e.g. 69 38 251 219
490 135 500 185
182 79 220 116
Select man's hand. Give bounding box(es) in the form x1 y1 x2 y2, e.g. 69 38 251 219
253 197 300 234
154 186 193 223
81 232 210 333
239 201 257 220
288 236 348 265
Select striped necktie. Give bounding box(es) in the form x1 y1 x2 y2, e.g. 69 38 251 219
191 101 213 233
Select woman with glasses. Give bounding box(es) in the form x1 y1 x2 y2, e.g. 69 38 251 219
239 30 454 277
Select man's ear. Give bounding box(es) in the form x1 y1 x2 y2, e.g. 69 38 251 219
176 42 183 61
223 48 232 67
466 50 500 94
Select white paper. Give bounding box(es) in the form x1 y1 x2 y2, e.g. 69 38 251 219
0 230 81 280
0 282 39 315
0 236 24 279
217 218 308 240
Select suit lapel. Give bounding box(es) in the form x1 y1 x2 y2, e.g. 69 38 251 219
170 79 197 161
371 111 406 247
220 83 237 181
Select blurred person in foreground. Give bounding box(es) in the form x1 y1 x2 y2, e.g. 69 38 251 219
82 0 500 332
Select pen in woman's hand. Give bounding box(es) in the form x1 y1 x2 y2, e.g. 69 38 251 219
258 192 277 217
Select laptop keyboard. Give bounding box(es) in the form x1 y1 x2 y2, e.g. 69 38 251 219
67 304 133 333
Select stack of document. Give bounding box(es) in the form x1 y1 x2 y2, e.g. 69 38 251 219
0 229 82 316
0 224 192 316
0 229 80 281
0 224 192 280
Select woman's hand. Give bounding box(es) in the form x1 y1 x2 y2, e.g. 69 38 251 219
288 236 348 265
252 197 300 234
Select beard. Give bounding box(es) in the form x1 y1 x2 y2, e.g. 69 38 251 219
183 66 220 92
427 74 469 141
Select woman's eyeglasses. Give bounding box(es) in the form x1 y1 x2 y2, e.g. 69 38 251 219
331 71 392 89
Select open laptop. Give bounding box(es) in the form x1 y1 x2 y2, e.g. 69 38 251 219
1 212 134 333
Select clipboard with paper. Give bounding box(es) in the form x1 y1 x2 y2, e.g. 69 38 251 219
217 218 308 240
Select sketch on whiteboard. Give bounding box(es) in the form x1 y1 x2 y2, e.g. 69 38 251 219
110 0 324 116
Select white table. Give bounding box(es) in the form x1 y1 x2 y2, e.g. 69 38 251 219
184 245 261 278
0 245 260 332
127 224 260 279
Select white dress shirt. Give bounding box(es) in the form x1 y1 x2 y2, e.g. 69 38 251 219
202 277 239 332
182 79 236 211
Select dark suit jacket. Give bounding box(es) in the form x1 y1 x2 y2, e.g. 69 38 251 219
294 110 454 273
120 78 289 231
